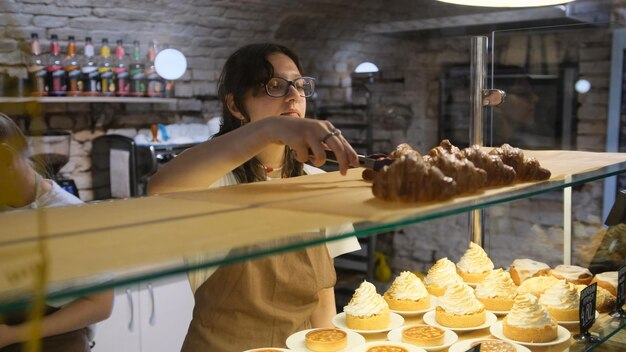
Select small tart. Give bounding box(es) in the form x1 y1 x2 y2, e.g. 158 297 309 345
401 325 445 346
435 306 486 328
470 339 516 352
425 258 464 297
366 346 409 352
346 310 390 330
304 328 348 352
456 242 494 284
385 271 430 311
503 293 558 343
503 316 558 343
539 280 579 322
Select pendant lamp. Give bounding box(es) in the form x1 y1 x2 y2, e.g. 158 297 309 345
436 0 575 7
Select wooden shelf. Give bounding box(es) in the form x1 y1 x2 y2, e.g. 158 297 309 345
0 96 177 104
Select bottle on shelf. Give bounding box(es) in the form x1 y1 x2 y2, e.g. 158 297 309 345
145 40 165 97
80 37 99 96
98 38 114 96
47 34 66 96
64 36 81 96
113 39 129 96
27 33 47 96
129 40 146 97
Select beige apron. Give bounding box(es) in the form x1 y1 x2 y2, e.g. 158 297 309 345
181 243 336 352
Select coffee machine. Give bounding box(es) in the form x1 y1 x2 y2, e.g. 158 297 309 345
26 130 80 198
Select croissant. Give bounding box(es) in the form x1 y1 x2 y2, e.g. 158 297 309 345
372 153 456 202
489 144 551 181
425 143 487 194
462 145 516 186
389 143 421 159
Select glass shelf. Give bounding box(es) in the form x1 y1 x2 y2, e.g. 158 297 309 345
1 150 626 351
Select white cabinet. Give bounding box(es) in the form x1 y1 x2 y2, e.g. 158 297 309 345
92 274 194 352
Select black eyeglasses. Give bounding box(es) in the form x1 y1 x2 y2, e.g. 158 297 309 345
263 77 316 98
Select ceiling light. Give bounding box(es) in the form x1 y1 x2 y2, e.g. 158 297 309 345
436 0 574 7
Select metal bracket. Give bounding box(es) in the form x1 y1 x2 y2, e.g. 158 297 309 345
482 89 506 106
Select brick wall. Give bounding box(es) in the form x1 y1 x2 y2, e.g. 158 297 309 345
0 1 621 272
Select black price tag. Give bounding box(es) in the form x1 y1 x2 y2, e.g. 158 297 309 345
464 344 481 352
618 265 626 309
579 283 597 333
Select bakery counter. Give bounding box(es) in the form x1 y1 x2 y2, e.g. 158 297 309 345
361 311 626 351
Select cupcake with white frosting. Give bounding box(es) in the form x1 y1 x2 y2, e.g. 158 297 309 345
343 280 389 330
456 242 494 284
503 293 558 343
435 281 486 328
384 271 430 311
475 268 518 311
539 279 579 322
425 257 464 297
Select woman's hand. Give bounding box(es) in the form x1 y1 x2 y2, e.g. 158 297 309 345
261 116 359 175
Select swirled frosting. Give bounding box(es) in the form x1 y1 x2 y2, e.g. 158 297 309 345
386 271 429 301
457 242 494 274
343 280 388 317
475 269 518 299
438 282 484 315
539 280 579 309
425 257 463 288
507 293 554 327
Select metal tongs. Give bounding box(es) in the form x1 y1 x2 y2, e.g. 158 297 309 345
323 150 393 171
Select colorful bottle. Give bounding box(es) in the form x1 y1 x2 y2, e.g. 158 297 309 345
129 40 146 97
47 34 66 96
113 39 129 96
145 40 164 97
80 37 99 96
64 36 81 96
98 38 114 95
27 33 47 96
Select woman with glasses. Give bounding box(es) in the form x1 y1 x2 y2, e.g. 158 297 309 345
148 43 360 351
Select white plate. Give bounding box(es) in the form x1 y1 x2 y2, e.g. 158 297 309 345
387 324 458 351
390 296 438 316
489 321 571 347
448 338 531 352
422 310 497 332
285 328 365 352
243 348 290 352
558 310 600 326
347 341 426 352
332 312 405 334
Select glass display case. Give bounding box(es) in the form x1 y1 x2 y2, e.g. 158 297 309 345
2 6 626 351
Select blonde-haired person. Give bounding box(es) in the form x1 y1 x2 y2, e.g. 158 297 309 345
0 113 113 352
148 43 360 351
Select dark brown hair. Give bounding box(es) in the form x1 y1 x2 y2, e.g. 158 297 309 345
0 113 28 157
216 43 305 183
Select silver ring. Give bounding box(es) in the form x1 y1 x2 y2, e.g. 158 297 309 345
321 128 341 143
